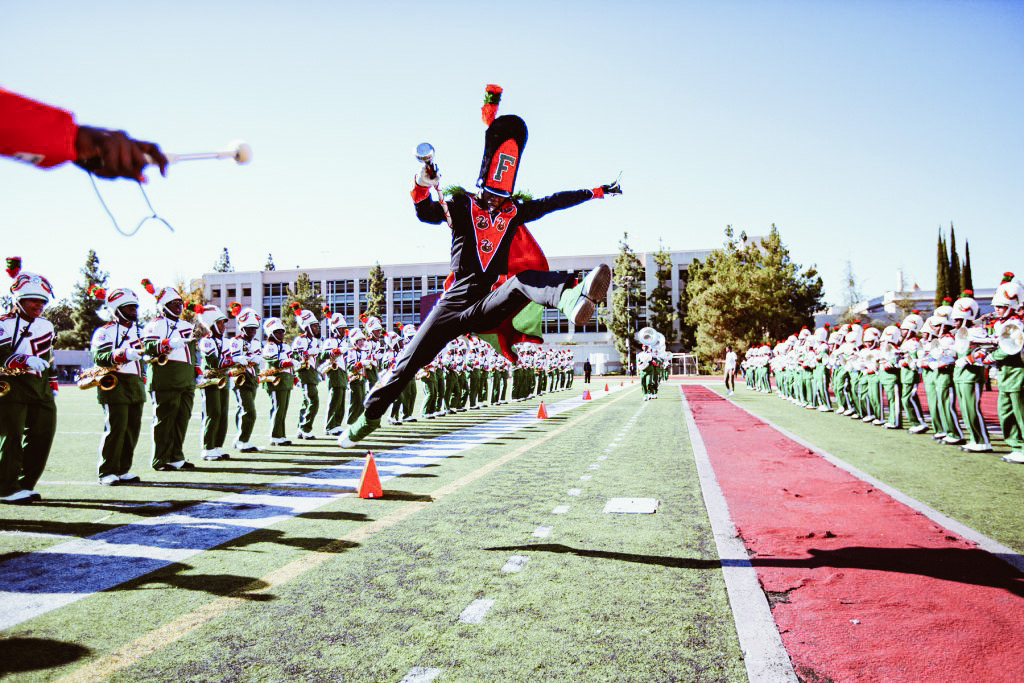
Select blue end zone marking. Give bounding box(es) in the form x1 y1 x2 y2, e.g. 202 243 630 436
0 395 607 625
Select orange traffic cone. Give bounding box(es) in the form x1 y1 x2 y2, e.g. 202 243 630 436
582 390 592 400
536 402 548 419
358 451 383 499
604 383 610 392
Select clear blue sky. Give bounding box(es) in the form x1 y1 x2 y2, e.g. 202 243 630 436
3 0 1022 308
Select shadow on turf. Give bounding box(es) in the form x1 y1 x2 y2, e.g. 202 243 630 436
0 638 91 674
484 543 720 569
486 544 1024 595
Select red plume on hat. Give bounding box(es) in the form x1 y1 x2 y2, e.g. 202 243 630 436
322 304 331 315
141 278 156 295
228 301 242 318
963 289 974 297
87 284 107 301
5 256 22 279
943 297 952 304
289 302 302 316
360 313 368 323
1003 272 1015 283
481 84 503 126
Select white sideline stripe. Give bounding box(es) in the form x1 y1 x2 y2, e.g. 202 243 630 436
399 667 442 683
501 556 529 573
552 505 570 515
38 539 196 563
458 598 495 624
0 530 76 539
1 385 631 633
727 398 1024 574
680 390 798 683
532 526 553 538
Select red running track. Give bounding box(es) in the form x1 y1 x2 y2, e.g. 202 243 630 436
683 384 1024 682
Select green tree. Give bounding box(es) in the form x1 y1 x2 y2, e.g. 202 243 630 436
213 247 234 273
55 250 109 350
686 224 823 365
676 262 696 351
283 272 323 340
934 228 948 307
264 253 276 271
364 262 386 319
962 241 974 293
647 241 676 346
948 223 961 298
47 299 75 346
603 232 645 373
837 259 865 325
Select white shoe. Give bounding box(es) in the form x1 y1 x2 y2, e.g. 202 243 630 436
1002 452 1024 464
961 442 993 453
872 419 886 426
119 472 141 483
99 474 121 486
1 489 36 505
570 264 611 326
908 425 929 434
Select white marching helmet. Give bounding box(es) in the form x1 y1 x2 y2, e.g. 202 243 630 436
263 317 285 337
292 307 317 331
921 315 944 337
992 281 1023 311
863 326 881 344
348 328 367 346
236 307 262 329
328 312 349 332
401 323 417 340
951 293 979 322
104 287 139 314
798 327 811 340
10 271 54 304
901 312 924 333
934 303 953 318
200 304 228 330
362 316 383 335
845 324 864 346
881 325 901 345
813 327 828 343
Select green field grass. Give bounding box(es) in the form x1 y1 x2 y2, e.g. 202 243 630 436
2 382 747 682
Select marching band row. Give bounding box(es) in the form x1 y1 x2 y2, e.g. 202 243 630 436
740 275 1024 463
0 269 578 502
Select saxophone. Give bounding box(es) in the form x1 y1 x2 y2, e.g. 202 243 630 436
76 366 118 391
0 366 28 397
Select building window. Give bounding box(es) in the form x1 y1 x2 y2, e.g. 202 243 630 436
211 287 221 299
542 306 569 335
325 279 356 320
426 275 447 295
358 278 369 316
263 282 288 319
242 287 251 297
392 276 422 326
226 287 236 298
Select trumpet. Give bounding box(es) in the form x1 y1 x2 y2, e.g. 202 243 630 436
0 366 28 397
144 353 169 366
76 366 119 391
317 356 341 375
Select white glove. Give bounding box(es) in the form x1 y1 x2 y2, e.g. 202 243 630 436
123 347 144 361
415 167 439 188
26 356 49 373
168 337 185 350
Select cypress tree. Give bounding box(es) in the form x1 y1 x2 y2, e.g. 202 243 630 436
934 229 947 307
948 223 961 298
962 241 974 293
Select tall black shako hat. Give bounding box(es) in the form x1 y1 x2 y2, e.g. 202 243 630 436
476 114 527 198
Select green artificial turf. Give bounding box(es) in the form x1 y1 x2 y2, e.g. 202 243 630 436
2 383 746 682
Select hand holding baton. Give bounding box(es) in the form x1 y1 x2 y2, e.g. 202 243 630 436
415 142 452 228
